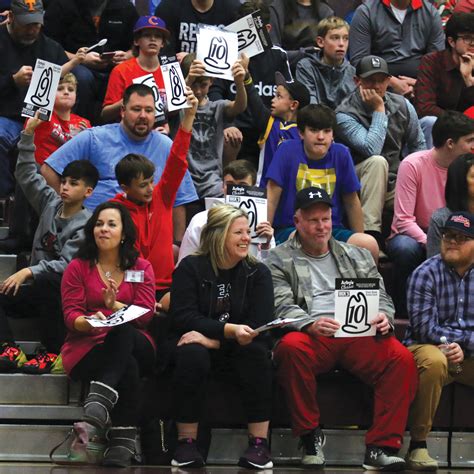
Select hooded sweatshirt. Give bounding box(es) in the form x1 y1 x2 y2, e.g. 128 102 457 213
295 50 356 109
111 127 191 290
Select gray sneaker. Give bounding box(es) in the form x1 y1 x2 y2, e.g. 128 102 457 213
299 429 325 467
362 446 406 471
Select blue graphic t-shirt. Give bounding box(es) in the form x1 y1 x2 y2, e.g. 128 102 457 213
266 138 360 228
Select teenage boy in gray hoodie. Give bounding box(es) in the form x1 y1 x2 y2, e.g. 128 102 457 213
0 115 98 374
295 16 355 109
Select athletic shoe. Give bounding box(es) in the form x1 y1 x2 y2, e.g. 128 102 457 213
405 448 439 471
363 446 406 471
238 436 273 469
171 438 205 468
50 354 65 374
0 342 27 372
22 349 59 374
299 428 325 467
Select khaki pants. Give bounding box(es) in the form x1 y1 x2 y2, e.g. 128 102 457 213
355 155 394 232
408 344 474 441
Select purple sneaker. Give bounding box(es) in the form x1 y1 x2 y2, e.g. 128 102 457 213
171 438 205 468
238 436 273 469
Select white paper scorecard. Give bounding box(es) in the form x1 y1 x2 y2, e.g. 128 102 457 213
196 26 238 81
160 56 190 112
225 184 267 243
334 278 379 338
85 305 149 328
22 59 62 121
226 10 272 58
132 73 166 123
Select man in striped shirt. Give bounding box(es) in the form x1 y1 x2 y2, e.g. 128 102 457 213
404 211 474 471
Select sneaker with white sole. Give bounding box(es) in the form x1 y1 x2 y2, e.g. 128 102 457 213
171 438 205 468
299 428 326 467
405 448 438 471
363 446 406 471
238 436 273 469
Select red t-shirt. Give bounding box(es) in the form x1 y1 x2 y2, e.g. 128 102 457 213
32 112 91 165
103 57 167 124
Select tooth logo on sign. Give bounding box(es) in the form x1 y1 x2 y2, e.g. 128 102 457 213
204 36 230 73
170 65 186 106
31 67 53 107
342 292 371 334
240 199 258 229
237 28 257 50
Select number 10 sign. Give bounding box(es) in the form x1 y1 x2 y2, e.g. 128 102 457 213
334 278 379 338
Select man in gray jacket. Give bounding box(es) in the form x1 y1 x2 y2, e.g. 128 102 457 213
267 186 417 471
349 0 444 96
0 116 98 373
336 55 425 246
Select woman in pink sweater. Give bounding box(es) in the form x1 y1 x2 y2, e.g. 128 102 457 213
61 201 156 468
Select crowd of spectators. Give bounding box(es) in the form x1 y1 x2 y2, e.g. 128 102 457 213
0 0 473 471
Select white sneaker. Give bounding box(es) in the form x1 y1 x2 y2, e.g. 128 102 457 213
405 448 438 471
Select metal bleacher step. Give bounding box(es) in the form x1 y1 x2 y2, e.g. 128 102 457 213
0 424 72 462
0 371 83 461
0 373 81 406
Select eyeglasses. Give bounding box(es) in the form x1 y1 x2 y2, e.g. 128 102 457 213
441 231 474 244
457 35 474 45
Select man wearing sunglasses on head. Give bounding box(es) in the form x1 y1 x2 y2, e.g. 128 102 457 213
403 211 474 471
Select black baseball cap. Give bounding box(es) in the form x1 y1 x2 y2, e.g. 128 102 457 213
11 0 44 25
356 55 390 78
295 187 333 211
275 72 310 108
442 212 474 238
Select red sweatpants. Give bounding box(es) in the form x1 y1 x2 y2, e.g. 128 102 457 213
274 332 418 450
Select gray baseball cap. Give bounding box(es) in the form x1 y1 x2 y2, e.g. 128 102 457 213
356 55 390 78
11 0 44 25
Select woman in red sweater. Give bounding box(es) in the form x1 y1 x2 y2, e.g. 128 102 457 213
61 201 156 468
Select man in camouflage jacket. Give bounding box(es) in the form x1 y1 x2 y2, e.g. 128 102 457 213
266 186 417 471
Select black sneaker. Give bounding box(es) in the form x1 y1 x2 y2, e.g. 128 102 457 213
299 428 325 467
171 438 205 468
238 436 273 469
363 446 406 471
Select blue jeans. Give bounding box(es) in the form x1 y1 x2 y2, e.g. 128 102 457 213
0 117 22 197
386 234 426 315
419 116 437 150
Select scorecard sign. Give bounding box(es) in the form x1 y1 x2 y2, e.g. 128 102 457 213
225 184 267 243
334 278 380 338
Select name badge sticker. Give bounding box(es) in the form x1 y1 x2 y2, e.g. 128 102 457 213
125 270 145 283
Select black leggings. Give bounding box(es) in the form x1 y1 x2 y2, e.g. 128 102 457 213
0 272 63 353
172 340 273 424
71 324 155 426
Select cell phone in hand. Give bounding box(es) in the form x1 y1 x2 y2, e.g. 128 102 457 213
100 51 116 60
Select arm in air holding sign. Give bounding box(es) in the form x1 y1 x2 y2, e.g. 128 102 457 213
224 57 247 119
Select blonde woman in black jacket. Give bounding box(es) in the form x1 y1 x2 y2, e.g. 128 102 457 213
169 204 274 470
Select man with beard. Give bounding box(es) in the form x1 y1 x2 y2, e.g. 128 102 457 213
41 84 198 240
0 0 84 197
403 211 474 470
